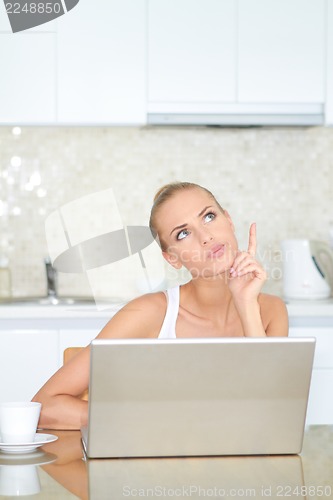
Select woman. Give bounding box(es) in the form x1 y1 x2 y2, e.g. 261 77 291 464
33 182 288 429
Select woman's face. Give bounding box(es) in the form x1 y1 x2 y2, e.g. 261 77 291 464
156 188 238 279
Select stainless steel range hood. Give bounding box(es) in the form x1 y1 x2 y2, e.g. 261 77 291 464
147 103 324 126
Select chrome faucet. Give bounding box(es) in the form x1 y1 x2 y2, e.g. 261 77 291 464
44 257 58 298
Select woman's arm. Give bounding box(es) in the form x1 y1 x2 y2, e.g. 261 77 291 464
260 294 289 337
32 292 166 430
228 224 288 337
32 346 90 430
231 288 288 338
227 223 266 336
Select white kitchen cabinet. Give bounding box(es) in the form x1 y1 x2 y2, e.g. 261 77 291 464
0 0 145 125
289 327 333 425
57 0 146 124
305 370 333 425
148 0 325 125
148 0 236 104
0 306 114 401
0 34 56 124
0 329 59 402
238 0 325 103
0 0 328 125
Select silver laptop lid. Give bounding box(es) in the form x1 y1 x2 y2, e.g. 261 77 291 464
84 337 315 458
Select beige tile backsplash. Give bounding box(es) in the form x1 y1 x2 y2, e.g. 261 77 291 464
0 125 332 299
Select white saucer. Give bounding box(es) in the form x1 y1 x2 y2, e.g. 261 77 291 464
0 434 58 454
0 450 57 465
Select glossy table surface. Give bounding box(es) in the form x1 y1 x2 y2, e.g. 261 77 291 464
0 425 332 499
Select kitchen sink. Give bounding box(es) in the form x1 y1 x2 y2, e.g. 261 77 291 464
0 296 96 306
0 296 126 307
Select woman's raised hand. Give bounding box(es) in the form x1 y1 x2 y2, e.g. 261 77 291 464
227 223 267 305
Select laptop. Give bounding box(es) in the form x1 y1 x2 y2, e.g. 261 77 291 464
81 337 315 458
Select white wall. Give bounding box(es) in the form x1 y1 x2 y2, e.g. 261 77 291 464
0 125 332 298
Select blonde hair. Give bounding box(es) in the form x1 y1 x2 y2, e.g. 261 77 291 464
149 182 225 249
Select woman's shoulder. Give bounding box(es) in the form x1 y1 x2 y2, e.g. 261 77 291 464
98 290 168 339
258 293 289 336
123 290 167 311
258 292 287 312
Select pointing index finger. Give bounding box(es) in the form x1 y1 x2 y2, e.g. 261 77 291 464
248 222 257 256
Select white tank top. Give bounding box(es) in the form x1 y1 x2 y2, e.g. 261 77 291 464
158 286 180 339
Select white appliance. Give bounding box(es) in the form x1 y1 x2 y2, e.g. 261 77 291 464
281 239 333 300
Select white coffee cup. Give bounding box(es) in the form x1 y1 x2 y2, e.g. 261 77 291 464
0 402 41 444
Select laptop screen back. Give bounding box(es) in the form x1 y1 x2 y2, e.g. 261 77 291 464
83 337 315 458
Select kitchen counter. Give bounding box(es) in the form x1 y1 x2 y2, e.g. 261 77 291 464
1 296 333 318
286 297 333 317
0 426 332 499
0 299 122 331
0 300 122 319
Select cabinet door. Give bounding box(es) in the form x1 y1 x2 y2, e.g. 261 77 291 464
238 0 325 103
0 330 59 402
148 0 236 104
0 34 56 123
289 327 333 424
57 0 146 124
305 370 333 425
289 327 333 369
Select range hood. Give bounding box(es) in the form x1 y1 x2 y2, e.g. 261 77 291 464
147 103 324 126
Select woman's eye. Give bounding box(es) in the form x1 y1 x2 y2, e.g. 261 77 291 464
177 229 189 240
204 212 216 223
